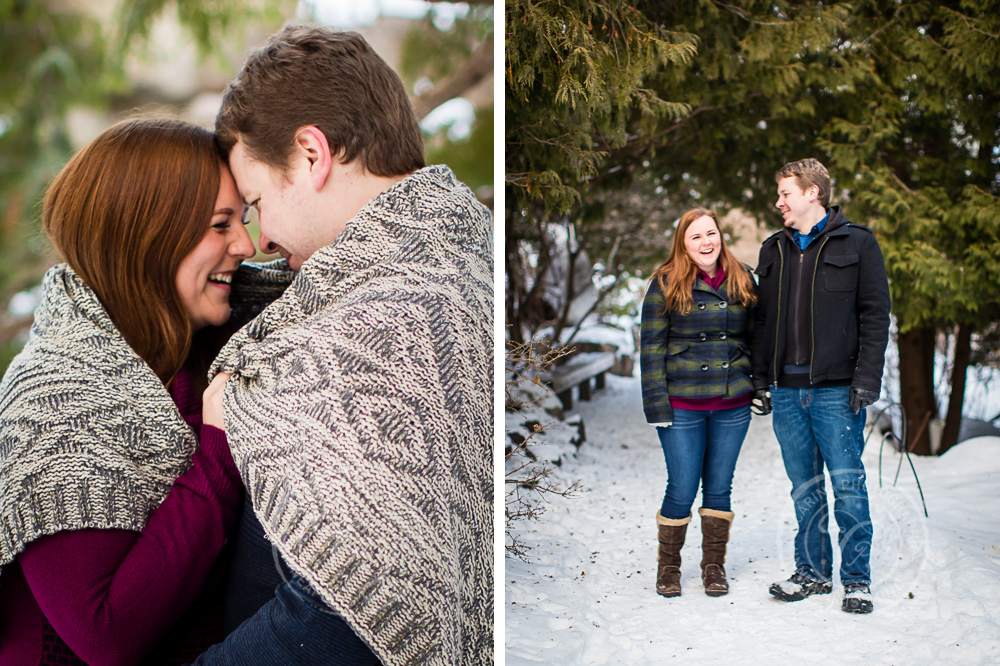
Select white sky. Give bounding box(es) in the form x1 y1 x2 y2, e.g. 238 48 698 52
304 0 470 30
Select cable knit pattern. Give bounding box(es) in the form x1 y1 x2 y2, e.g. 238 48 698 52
210 165 493 666
0 266 196 566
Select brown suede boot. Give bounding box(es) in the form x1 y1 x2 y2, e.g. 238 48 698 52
655 512 690 598
699 508 734 597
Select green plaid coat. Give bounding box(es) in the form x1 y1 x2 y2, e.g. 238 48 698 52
639 267 756 424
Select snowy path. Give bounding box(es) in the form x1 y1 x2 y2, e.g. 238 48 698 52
505 375 1000 665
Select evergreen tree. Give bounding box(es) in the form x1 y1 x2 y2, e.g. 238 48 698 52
817 0 1000 454
505 0 697 343
641 0 999 454
505 0 1000 453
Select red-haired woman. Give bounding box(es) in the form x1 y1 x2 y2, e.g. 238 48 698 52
0 118 288 664
639 207 759 599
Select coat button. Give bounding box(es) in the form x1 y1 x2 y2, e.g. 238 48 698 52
698 302 707 310
699 332 708 341
701 364 709 371
719 301 728 309
719 333 727 340
721 362 730 369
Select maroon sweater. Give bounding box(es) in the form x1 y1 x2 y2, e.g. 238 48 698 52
0 369 242 665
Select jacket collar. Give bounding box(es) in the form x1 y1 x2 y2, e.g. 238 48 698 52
780 205 850 244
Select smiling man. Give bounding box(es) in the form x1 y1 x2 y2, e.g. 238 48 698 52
194 25 493 666
751 158 890 615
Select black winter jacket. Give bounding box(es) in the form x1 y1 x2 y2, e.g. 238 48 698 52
750 206 891 393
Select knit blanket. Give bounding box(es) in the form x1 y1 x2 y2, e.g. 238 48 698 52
0 266 196 566
210 165 493 666
0 259 293 569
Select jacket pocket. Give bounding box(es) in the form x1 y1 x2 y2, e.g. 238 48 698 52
667 342 690 356
754 261 773 278
823 253 859 292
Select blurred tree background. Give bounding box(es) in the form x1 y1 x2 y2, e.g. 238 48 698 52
0 0 494 374
506 0 1000 455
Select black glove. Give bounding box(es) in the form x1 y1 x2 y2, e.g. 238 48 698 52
750 388 772 416
849 387 879 415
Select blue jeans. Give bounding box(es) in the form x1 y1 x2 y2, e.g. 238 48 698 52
189 577 381 665
771 386 872 586
222 504 293 633
190 508 380 665
656 404 750 519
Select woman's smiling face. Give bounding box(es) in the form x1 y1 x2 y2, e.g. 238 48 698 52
175 164 255 331
684 214 721 276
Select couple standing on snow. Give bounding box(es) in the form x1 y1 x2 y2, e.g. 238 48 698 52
639 158 891 615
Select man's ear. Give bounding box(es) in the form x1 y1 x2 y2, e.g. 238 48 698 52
294 126 332 191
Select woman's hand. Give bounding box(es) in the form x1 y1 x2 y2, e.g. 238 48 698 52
203 371 232 430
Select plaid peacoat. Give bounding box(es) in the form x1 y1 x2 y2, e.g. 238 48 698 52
639 267 756 424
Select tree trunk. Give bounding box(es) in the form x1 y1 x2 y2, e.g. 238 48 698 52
411 36 494 120
505 207 556 345
939 323 972 455
897 325 938 455
549 232 578 347
505 207 527 346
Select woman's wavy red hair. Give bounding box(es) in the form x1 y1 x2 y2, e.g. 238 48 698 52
43 117 222 385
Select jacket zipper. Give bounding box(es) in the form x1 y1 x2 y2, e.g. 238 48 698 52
791 247 805 361
773 241 784 386
808 237 831 384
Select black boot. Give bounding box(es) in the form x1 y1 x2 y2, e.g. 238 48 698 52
842 583 874 613
769 572 833 601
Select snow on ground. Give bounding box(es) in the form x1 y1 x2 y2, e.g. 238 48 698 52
505 374 1000 665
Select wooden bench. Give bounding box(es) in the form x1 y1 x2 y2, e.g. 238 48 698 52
545 351 617 410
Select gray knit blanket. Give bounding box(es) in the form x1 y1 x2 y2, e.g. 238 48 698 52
210 165 493 666
0 265 197 565
0 261 293 568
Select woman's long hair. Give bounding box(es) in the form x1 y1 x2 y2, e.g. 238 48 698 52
651 208 757 315
43 117 222 386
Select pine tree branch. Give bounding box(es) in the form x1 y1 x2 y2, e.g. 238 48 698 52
941 7 1000 40
713 1 807 27
860 19 897 47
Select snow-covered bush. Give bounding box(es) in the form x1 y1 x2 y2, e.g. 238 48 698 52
505 341 581 560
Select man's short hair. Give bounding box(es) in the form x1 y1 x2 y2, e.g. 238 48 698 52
776 158 832 208
216 25 425 178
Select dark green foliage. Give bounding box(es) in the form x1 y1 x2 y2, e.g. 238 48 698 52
506 0 1000 452
506 0 697 216
400 4 494 83
0 1 288 373
505 0 698 342
0 4 114 348
816 1 1000 454
425 108 494 199
400 4 495 195
816 1 1000 334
